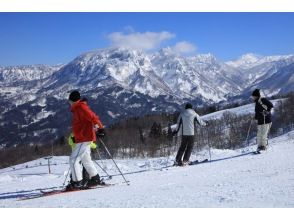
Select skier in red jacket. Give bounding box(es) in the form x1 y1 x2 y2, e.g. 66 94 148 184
67 90 105 190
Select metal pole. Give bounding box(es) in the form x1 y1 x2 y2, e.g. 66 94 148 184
94 149 112 179
48 159 51 174
45 157 53 174
206 126 212 162
62 166 71 188
95 148 106 168
98 138 129 185
93 160 112 179
245 117 254 148
62 144 83 188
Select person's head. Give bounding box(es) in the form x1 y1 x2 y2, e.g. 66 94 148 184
185 103 193 109
68 90 81 104
251 89 261 101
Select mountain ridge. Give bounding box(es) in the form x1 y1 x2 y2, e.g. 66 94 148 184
0 47 293 148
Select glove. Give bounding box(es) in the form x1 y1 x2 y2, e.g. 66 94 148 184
94 124 100 132
262 110 270 116
96 128 106 138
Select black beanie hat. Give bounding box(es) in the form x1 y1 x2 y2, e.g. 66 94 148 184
69 90 81 102
185 103 193 109
252 89 261 97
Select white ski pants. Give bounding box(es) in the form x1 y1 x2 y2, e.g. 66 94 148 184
69 141 98 182
257 123 272 147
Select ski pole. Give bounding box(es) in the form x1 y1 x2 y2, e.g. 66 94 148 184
245 117 254 148
62 143 83 188
95 147 106 168
93 160 112 179
94 149 112 179
62 166 71 188
98 138 130 185
206 126 212 162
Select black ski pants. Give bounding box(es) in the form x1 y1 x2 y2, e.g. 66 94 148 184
175 135 195 162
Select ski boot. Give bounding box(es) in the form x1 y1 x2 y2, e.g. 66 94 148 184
255 145 266 154
65 180 85 191
173 160 183 166
87 174 105 187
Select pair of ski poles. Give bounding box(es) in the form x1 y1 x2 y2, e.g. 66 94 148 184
62 137 129 188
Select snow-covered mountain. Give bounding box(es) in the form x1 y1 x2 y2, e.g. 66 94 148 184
243 62 294 97
226 53 263 69
42 48 174 100
0 47 293 148
38 47 242 103
151 48 242 102
0 64 63 84
226 53 294 88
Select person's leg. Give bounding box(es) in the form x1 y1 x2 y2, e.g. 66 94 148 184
257 125 263 150
80 142 99 179
183 136 194 162
175 136 188 163
82 166 90 181
260 123 271 150
69 143 87 182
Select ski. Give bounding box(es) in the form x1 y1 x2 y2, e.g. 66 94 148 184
172 159 209 167
188 158 209 166
18 183 114 201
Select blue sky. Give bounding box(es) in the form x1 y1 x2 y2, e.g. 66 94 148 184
0 13 294 66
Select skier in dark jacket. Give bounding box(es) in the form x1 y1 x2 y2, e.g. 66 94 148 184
251 89 274 152
173 103 207 166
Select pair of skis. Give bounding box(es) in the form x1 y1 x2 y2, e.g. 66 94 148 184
188 158 209 165
175 150 262 167
18 183 115 201
173 158 209 167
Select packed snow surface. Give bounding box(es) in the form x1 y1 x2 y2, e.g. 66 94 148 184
0 131 293 207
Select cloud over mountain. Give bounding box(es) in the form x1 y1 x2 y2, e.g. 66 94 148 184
107 30 175 50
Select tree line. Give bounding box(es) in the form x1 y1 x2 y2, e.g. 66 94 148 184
0 92 293 168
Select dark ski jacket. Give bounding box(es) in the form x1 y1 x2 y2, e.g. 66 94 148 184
254 98 273 125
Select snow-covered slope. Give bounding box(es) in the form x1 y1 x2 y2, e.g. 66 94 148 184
202 99 282 121
0 130 293 207
165 99 282 132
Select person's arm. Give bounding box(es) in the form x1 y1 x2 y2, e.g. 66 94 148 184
263 98 274 111
194 112 207 126
174 115 182 135
81 105 104 129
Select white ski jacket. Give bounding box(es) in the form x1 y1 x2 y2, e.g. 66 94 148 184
175 109 206 136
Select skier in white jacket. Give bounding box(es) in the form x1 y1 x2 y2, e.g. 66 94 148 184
173 103 207 166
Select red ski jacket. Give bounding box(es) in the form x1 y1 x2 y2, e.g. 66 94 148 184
71 100 104 143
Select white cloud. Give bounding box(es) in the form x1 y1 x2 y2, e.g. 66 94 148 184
107 31 175 50
172 41 197 55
